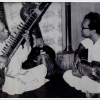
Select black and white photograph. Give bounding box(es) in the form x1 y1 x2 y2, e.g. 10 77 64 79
0 2 100 98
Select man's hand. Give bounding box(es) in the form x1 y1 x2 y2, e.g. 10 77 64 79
0 55 8 63
23 30 31 50
23 30 30 42
73 43 86 69
0 55 8 69
73 55 81 68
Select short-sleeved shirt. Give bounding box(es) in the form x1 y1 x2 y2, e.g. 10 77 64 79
81 38 100 62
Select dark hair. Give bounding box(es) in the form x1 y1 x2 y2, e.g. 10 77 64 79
84 12 100 34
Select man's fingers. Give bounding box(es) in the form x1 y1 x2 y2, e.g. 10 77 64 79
25 30 29 33
23 30 29 37
78 58 81 63
25 30 29 34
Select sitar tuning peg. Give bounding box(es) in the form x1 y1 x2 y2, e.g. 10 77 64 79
20 22 24 25
10 35 14 39
17 24 23 30
14 32 17 34
17 26 20 30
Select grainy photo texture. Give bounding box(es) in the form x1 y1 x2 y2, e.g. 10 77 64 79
0 2 100 98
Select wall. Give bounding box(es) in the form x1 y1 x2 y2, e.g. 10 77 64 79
4 3 23 33
39 2 62 54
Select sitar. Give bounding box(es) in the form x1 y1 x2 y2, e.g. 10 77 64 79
0 2 51 88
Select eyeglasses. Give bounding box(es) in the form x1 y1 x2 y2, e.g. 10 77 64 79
81 27 90 30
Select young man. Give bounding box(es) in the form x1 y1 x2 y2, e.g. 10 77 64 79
0 21 48 96
63 12 100 97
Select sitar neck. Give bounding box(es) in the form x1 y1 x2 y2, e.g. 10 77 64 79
1 2 51 60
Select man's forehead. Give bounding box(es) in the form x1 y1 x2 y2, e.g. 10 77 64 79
82 19 90 27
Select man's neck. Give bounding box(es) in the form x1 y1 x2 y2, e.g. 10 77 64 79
90 33 100 44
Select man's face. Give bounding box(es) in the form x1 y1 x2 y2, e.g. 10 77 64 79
81 19 93 38
0 21 9 42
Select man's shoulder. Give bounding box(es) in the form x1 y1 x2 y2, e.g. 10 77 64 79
81 38 93 49
81 38 92 42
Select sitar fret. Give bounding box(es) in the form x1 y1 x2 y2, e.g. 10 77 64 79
2 34 22 56
0 9 4 11
21 14 37 32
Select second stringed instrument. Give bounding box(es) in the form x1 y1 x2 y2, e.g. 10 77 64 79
72 49 100 83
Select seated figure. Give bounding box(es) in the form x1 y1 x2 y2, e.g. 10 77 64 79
63 12 100 97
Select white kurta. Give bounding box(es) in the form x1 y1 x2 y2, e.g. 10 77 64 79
0 37 49 95
63 38 100 93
